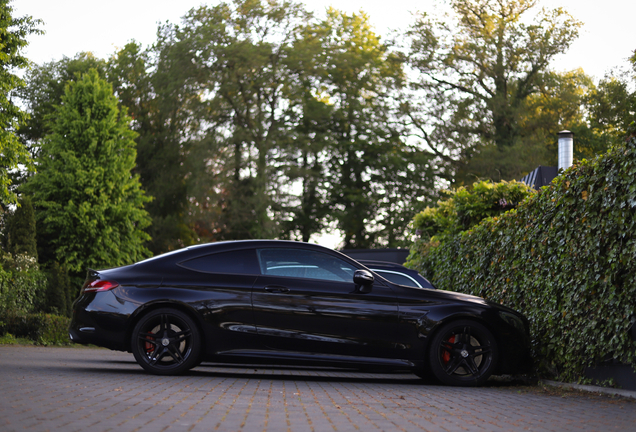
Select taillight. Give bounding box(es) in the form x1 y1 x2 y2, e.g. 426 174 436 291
82 279 119 293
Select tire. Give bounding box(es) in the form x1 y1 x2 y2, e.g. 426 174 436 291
427 319 498 387
413 368 439 384
131 308 202 375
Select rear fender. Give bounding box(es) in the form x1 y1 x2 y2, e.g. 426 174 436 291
124 300 205 353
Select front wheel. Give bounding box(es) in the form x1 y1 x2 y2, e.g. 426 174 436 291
428 320 498 387
131 308 201 375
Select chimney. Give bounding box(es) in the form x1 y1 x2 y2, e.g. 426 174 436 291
558 130 573 170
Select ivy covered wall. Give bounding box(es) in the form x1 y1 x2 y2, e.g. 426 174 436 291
407 134 636 381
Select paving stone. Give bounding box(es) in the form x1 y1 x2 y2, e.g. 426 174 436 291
1 346 635 431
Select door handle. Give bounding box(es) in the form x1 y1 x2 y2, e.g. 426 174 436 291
264 285 290 293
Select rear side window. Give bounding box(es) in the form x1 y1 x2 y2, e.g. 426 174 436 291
180 249 259 275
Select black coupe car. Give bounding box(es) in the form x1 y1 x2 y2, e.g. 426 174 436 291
70 240 531 386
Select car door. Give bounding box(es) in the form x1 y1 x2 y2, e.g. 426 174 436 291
251 247 400 359
175 248 261 352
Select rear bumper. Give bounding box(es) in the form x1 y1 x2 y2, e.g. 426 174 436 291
69 292 132 351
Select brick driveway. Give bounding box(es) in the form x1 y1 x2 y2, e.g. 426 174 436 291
0 346 634 431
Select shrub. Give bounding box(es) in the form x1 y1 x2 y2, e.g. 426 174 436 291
0 311 71 345
406 136 636 382
412 180 534 242
0 261 47 314
3 196 38 260
43 262 73 317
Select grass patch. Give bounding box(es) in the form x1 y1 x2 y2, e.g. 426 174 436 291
0 333 35 345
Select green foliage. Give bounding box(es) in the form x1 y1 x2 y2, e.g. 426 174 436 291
43 262 72 317
456 69 613 183
0 262 46 314
584 73 636 150
108 42 199 253
19 49 196 255
0 0 42 204
3 195 38 259
407 137 636 381
412 180 534 241
16 1 632 254
406 0 583 182
0 311 71 345
24 69 151 275
171 0 307 241
0 333 23 344
17 52 108 151
153 0 435 248
306 9 435 248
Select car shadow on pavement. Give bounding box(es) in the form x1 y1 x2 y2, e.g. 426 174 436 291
58 359 428 385
60 357 533 387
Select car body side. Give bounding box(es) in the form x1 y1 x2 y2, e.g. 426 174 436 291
70 240 531 375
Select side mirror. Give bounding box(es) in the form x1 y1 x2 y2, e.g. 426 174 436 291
353 269 374 287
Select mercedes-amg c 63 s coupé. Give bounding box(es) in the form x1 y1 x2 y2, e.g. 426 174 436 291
70 240 532 386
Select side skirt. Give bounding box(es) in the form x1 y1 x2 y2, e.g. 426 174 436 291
211 349 416 369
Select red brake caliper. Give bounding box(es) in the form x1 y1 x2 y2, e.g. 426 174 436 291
442 335 455 364
145 333 155 354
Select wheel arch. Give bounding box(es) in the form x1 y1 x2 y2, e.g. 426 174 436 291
424 313 501 367
124 301 205 353
425 316 500 386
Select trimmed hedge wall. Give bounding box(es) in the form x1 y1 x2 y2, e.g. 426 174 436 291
407 136 636 382
0 312 71 345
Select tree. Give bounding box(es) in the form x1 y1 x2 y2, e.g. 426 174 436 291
19 48 201 255
173 0 313 241
0 0 42 204
584 70 636 151
456 69 602 182
3 195 37 259
147 1 436 248
18 52 108 152
24 69 151 276
108 41 200 253
43 261 71 316
406 0 581 182
307 9 436 248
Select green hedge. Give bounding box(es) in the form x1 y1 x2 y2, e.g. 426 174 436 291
0 261 47 314
407 136 636 382
412 180 534 240
0 311 71 345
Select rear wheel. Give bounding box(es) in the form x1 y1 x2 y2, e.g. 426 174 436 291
428 320 497 386
131 308 201 375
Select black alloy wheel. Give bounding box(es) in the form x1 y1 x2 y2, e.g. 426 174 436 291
428 320 498 386
131 308 201 375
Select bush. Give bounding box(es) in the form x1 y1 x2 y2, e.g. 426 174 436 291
0 260 47 314
0 311 71 345
406 136 636 382
412 180 534 242
43 262 73 317
3 196 38 259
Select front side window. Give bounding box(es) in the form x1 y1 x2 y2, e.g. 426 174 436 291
257 248 355 282
372 270 422 288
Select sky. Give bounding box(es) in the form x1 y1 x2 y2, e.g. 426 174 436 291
13 0 636 80
10 0 636 248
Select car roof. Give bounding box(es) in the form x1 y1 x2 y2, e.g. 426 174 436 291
134 240 360 268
